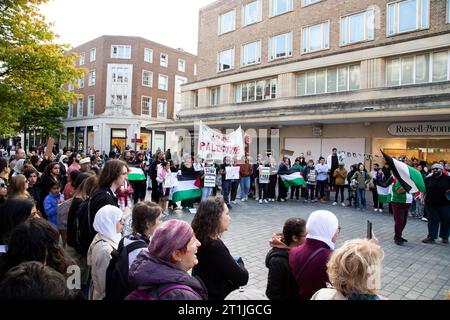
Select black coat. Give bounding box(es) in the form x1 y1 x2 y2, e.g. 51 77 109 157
265 247 299 300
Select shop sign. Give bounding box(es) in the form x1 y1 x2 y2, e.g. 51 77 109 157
112 129 127 138
388 122 450 136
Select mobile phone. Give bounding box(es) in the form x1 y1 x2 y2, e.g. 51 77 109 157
367 220 373 240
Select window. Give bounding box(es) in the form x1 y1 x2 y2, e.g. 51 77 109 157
68 84 74 92
111 45 131 59
218 9 236 35
302 21 329 53
78 76 84 89
157 99 167 118
302 0 321 6
269 32 292 61
447 0 450 23
77 98 83 117
386 51 449 86
90 48 96 62
144 48 153 63
158 74 168 91
243 0 262 26
88 70 95 86
241 40 261 67
387 0 429 36
112 67 129 83
211 87 220 106
193 90 199 107
142 70 153 87
160 53 168 67
175 76 187 94
141 96 152 116
67 102 73 119
341 9 375 46
218 48 235 72
235 78 277 103
111 95 128 105
87 96 95 116
270 0 293 17
79 52 85 66
194 64 197 76
297 64 360 96
178 59 186 72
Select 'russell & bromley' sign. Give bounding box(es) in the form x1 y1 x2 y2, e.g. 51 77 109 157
388 122 450 136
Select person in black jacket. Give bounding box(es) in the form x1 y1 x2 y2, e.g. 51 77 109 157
265 218 306 300
23 167 41 212
150 151 164 202
191 198 249 300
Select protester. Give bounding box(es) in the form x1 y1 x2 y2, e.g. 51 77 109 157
0 178 6 206
333 163 347 206
191 198 249 300
220 156 233 209
156 161 171 214
63 170 80 201
351 164 371 211
12 159 26 177
150 151 164 203
327 148 339 190
277 157 290 202
267 156 278 202
315 157 329 203
265 218 306 300
38 162 61 214
0 158 9 184
6 174 30 199
289 210 340 300
290 158 303 201
67 153 81 175
347 164 358 207
257 157 270 204
239 156 253 202
370 163 383 212
23 168 41 209
305 159 317 202
43 180 63 227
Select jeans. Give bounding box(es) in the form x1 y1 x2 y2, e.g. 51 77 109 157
334 185 345 203
372 189 383 209
307 184 316 200
356 188 366 209
240 176 250 199
223 180 231 204
254 178 260 199
427 204 450 240
290 186 300 199
392 203 410 240
316 180 327 199
202 187 213 200
415 198 424 217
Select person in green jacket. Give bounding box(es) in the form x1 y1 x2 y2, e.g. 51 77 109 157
290 158 304 201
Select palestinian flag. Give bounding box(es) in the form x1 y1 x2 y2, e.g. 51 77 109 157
376 185 392 203
170 171 202 202
128 167 146 181
381 151 425 193
280 170 306 187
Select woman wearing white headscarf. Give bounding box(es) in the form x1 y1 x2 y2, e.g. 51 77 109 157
12 159 26 177
288 210 340 300
87 205 123 300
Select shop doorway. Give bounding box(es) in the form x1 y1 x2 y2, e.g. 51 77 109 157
111 129 127 153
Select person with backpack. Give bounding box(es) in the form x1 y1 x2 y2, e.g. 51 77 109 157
87 205 123 300
104 201 163 301
126 219 207 300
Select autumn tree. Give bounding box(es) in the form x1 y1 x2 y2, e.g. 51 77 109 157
0 0 83 142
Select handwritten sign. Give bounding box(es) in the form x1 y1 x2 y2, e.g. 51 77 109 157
225 166 240 180
259 167 270 184
204 167 216 188
45 137 55 159
163 172 179 189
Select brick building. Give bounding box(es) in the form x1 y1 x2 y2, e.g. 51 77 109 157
61 35 197 155
154 0 450 164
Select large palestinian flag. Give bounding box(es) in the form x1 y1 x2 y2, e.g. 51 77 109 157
128 167 146 181
280 169 306 187
381 151 425 194
376 184 392 203
170 171 202 202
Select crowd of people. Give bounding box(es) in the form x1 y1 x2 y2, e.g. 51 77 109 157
0 143 448 300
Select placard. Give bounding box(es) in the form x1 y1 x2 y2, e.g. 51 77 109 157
45 137 55 159
225 166 240 180
204 167 216 188
259 167 270 184
163 172 179 189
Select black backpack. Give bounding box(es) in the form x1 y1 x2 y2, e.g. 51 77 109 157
104 238 147 301
74 197 95 255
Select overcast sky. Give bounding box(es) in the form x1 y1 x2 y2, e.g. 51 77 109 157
40 0 216 54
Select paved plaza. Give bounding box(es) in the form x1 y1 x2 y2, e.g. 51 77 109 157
166 198 450 300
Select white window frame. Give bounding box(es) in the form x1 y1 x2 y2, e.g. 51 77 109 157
387 0 429 36
301 21 330 54
141 96 152 116
242 0 262 27
142 70 153 87
340 9 375 46
194 64 197 76
89 48 96 62
241 40 262 67
111 45 131 59
77 98 84 118
301 0 321 7
157 99 167 119
235 78 277 103
87 95 95 117
268 32 293 61
210 87 220 106
144 48 153 63
217 48 235 72
67 102 73 119
269 0 293 17
111 66 130 84
79 52 85 66
447 0 450 23
158 74 169 91
78 76 84 89
68 84 74 92
178 59 186 72
218 9 236 35
88 70 96 86
160 53 168 67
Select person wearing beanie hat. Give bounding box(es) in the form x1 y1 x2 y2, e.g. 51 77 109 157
289 210 340 300
127 219 207 300
87 205 123 300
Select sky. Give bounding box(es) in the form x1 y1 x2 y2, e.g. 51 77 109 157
40 0 216 54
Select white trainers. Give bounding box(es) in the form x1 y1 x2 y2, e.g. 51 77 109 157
421 217 428 222
231 200 237 205
241 198 246 202
378 209 383 213
341 202 346 207
374 208 378 212
332 202 338 206
280 198 286 202
259 199 263 204
264 199 268 203
255 197 259 201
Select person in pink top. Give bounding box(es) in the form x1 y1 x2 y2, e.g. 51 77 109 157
156 161 171 214
67 153 81 176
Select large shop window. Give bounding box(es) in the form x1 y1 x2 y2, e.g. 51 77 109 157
111 129 127 153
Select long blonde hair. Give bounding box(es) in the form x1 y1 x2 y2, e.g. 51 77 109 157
7 174 31 199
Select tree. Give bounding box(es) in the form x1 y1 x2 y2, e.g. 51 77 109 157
0 0 83 140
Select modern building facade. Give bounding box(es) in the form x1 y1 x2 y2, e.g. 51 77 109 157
61 35 197 154
153 0 450 164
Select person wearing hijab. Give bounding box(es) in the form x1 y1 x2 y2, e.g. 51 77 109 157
58 155 69 189
12 159 26 177
87 205 123 300
289 210 340 300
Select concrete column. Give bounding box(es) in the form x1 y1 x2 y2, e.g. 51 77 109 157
360 58 385 89
182 91 192 109
197 88 209 108
84 126 88 153
277 73 296 98
220 83 234 105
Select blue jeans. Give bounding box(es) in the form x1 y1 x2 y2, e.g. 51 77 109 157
356 188 366 209
223 180 231 204
427 204 450 240
240 176 250 199
202 187 213 200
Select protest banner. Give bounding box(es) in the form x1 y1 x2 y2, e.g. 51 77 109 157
259 167 270 184
225 166 240 180
203 167 216 188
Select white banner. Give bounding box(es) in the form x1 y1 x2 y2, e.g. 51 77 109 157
225 166 240 180
198 121 244 161
203 167 216 188
259 167 270 184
